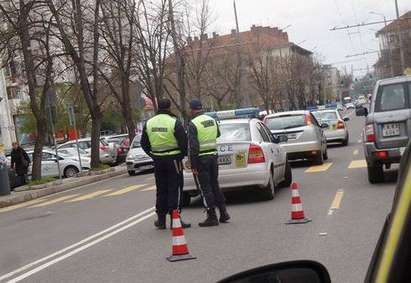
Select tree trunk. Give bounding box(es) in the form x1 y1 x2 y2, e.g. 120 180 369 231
31 118 47 180
90 113 102 168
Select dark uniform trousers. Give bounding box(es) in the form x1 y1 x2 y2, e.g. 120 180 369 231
154 157 183 215
195 154 225 209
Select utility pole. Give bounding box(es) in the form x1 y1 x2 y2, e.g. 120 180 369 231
395 0 405 74
233 0 245 107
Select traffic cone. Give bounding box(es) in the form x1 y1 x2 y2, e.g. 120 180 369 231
286 182 312 224
166 210 196 262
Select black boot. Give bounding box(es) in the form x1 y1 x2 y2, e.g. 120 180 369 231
154 214 166 230
199 209 219 227
219 207 231 223
169 213 191 229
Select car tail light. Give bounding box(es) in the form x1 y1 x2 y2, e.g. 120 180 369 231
304 114 313 126
365 124 375 142
374 151 388 159
248 144 265 164
100 145 108 152
337 120 345 129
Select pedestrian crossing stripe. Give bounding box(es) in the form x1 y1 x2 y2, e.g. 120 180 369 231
65 190 112 203
30 194 81 208
305 162 333 173
103 185 146 197
348 160 367 169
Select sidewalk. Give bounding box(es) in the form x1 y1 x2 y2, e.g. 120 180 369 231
0 165 127 209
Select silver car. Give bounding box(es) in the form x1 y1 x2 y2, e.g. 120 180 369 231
358 75 411 183
126 135 154 176
182 118 291 206
312 109 350 146
264 110 328 164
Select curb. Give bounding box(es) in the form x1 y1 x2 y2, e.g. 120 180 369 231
0 168 127 209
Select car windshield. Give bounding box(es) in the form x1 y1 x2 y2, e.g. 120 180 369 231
265 115 306 130
313 111 338 122
375 83 407 112
218 123 251 142
132 136 142 148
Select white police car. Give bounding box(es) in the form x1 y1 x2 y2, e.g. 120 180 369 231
182 108 291 206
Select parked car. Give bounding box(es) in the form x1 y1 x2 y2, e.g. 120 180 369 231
264 110 328 164
358 75 411 183
57 147 91 169
26 149 87 178
345 102 355 109
101 134 130 163
126 135 153 176
312 109 350 146
183 109 291 206
58 138 117 165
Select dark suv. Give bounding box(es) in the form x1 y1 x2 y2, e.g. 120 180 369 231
358 75 411 183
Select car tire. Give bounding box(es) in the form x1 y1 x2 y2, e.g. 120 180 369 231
64 166 79 178
367 163 384 184
128 170 137 176
280 160 292 188
262 169 275 200
313 151 324 165
181 192 191 207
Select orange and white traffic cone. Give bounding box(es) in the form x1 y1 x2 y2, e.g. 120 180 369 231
286 182 311 224
167 209 196 262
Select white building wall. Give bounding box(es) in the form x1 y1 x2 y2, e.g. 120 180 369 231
0 68 16 149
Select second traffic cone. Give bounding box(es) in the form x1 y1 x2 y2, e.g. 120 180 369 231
286 182 311 224
166 210 196 262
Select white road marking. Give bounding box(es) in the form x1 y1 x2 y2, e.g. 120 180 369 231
357 139 362 143
141 186 156 192
353 149 359 156
0 207 155 282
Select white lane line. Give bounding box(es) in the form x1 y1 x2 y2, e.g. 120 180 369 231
353 149 359 156
8 212 156 283
0 207 155 282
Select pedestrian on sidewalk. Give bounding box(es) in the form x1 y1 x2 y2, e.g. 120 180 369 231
10 142 30 186
140 98 191 230
188 99 230 227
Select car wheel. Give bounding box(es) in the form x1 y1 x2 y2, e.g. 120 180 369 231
64 166 79 178
280 160 292 188
181 192 191 207
323 148 328 160
367 163 384 184
313 151 324 165
128 170 137 176
262 169 275 200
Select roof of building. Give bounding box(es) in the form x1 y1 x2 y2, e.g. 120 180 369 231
376 11 411 36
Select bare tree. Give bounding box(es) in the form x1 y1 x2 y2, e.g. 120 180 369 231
99 0 138 143
47 0 103 168
0 1 59 180
134 0 171 111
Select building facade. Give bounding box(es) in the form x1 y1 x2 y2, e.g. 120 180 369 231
375 11 411 79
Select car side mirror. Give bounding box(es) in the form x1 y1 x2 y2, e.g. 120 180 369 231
343 117 350 122
218 260 331 283
320 123 329 129
356 106 368 117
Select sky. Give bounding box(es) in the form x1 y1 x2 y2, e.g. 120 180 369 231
206 0 411 78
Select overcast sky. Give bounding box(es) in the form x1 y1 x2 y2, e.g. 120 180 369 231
207 0 411 77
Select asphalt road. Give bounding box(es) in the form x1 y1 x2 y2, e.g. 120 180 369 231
0 111 397 283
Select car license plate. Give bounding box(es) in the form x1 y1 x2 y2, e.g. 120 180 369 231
235 152 247 168
383 123 400 137
218 155 232 165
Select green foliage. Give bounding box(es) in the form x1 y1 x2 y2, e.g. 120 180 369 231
90 163 111 171
101 110 124 133
28 177 56 186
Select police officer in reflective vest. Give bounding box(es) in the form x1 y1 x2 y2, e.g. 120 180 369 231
188 99 230 227
141 98 190 229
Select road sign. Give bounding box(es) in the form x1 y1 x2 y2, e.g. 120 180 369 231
68 105 75 127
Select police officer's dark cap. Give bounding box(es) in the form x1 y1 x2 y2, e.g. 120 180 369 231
189 99 202 110
158 98 171 110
